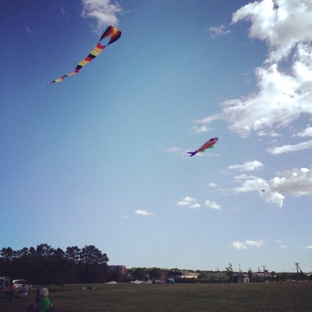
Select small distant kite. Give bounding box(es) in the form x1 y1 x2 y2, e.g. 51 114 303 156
188 137 218 157
47 26 121 85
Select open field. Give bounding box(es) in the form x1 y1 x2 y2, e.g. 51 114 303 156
1 282 312 312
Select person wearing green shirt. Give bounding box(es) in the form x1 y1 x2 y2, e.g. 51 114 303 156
32 288 53 312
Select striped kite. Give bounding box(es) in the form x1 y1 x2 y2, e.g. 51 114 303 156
188 137 218 157
47 26 121 85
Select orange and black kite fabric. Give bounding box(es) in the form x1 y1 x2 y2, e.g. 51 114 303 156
47 26 121 85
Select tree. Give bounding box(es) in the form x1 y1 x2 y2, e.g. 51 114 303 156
79 245 109 283
35 244 55 259
133 268 146 280
149 268 162 280
271 271 276 279
80 245 108 265
248 268 253 280
65 246 81 264
108 270 121 282
0 244 109 285
280 272 288 281
225 263 234 281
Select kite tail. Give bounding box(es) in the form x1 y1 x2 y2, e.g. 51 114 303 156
47 25 121 85
188 151 197 157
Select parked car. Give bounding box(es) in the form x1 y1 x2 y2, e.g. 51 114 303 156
130 280 143 284
107 281 117 284
12 279 33 292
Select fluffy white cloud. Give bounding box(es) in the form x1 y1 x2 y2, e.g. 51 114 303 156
232 174 268 193
208 183 217 188
267 139 312 154
231 240 265 250
232 0 312 63
205 200 221 210
269 167 312 196
231 241 247 250
296 126 312 137
134 210 155 216
194 0 312 137
228 160 263 171
176 196 201 209
232 167 312 207
305 245 312 249
81 0 121 29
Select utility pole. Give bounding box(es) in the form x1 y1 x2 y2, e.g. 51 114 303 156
295 262 299 280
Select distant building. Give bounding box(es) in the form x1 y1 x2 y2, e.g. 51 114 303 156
237 276 249 283
107 265 126 275
168 271 200 279
253 270 271 279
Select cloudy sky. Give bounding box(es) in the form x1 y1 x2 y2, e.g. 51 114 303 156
1 0 311 273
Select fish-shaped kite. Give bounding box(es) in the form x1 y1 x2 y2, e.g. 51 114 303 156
47 26 121 85
188 137 218 157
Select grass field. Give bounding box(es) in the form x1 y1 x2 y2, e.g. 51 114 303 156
1 282 312 311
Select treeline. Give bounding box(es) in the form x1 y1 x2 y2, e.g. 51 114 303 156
0 244 109 287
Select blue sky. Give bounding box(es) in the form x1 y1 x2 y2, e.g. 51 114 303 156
1 0 311 273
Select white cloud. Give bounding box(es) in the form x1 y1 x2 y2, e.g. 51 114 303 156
267 139 312 154
232 174 268 193
176 196 201 209
231 240 265 250
208 183 217 188
232 0 312 63
205 200 221 210
208 24 231 37
257 130 282 137
269 167 312 196
296 126 312 137
81 0 121 29
305 245 312 249
228 160 263 171
245 240 265 247
134 210 155 216
232 167 312 207
192 126 212 133
176 196 196 206
280 245 286 248
121 215 131 219
231 241 247 250
194 0 312 137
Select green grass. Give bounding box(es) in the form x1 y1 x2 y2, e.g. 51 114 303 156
1 282 312 311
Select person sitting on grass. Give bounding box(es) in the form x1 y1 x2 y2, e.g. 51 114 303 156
32 288 53 312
